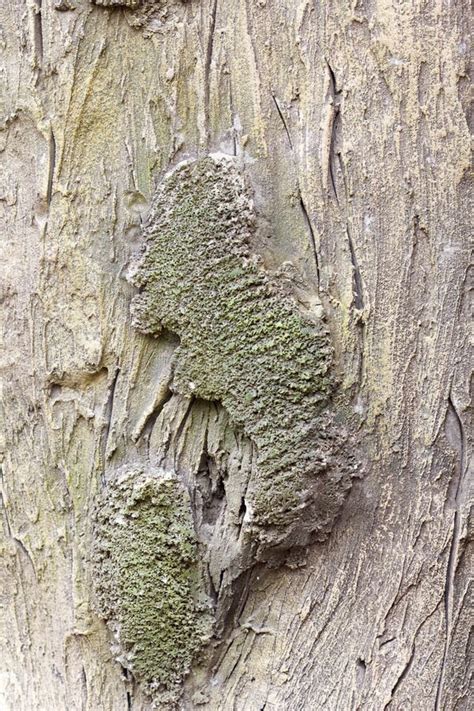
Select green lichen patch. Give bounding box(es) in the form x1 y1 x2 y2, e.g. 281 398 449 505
132 156 349 550
92 468 213 704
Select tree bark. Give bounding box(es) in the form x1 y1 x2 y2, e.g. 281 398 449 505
0 1 471 710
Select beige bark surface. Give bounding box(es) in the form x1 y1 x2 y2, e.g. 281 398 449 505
0 1 471 709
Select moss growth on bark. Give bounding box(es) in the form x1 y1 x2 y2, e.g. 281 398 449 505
132 156 348 550
92 468 213 704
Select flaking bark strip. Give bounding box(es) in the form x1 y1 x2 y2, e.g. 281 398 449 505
131 155 352 555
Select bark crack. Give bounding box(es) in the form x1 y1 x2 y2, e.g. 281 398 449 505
299 196 321 287
384 600 442 709
326 62 341 201
100 366 120 478
46 127 56 207
384 642 416 709
337 154 364 312
1 490 37 578
271 93 293 150
132 381 173 445
435 393 468 710
173 397 195 467
271 93 321 286
321 60 342 201
33 1 44 71
204 0 218 146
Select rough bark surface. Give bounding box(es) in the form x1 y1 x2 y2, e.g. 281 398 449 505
0 1 471 710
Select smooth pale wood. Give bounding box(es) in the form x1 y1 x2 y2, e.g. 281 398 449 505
0 1 471 709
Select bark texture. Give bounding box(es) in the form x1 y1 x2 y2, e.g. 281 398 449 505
0 1 471 710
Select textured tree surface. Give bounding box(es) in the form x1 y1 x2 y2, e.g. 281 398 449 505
0 1 471 710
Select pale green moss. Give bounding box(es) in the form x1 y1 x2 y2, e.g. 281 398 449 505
92 469 212 703
132 156 348 548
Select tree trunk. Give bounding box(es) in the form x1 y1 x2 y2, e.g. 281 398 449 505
0 1 471 710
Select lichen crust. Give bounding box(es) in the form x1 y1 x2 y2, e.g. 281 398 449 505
92 468 213 703
131 155 350 552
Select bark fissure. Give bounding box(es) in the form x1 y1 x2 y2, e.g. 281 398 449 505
204 0 218 145
173 397 196 465
325 61 341 202
299 196 321 288
46 127 56 207
271 92 321 285
33 1 43 70
385 599 443 708
435 393 468 711
133 382 174 444
271 93 293 150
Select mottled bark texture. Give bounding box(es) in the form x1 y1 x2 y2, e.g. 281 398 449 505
0 1 471 710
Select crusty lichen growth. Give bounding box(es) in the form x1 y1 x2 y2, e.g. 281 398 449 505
132 156 350 551
92 468 213 704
